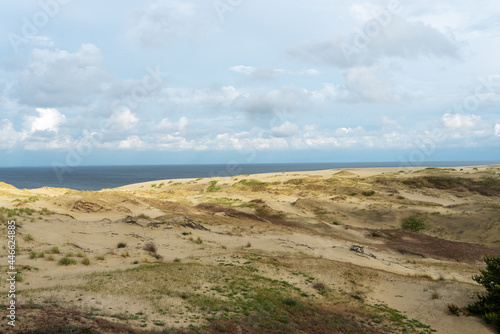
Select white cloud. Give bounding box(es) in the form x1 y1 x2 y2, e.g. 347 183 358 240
17 44 108 106
108 108 139 131
155 117 189 133
442 113 481 129
271 122 299 137
342 65 400 102
0 120 25 149
495 124 500 136
132 0 210 47
24 108 66 133
119 136 144 149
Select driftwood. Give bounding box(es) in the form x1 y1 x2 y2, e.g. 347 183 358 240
350 245 376 259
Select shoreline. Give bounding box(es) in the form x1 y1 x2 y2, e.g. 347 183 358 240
1 163 499 191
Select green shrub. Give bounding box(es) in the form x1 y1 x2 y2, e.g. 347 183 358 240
207 180 221 193
401 214 426 232
117 242 127 248
466 255 500 328
143 242 157 253
362 190 375 196
82 257 91 266
58 257 77 266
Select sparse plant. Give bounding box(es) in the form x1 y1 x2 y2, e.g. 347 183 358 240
121 251 130 258
195 237 203 245
76 252 84 258
312 282 326 291
143 242 157 253
245 242 252 248
50 246 60 254
138 213 151 219
66 252 74 257
401 214 426 232
117 242 127 248
82 257 91 266
23 234 34 242
362 190 375 197
58 257 77 266
46 255 55 261
95 255 105 261
431 291 440 300
30 251 37 259
174 258 181 263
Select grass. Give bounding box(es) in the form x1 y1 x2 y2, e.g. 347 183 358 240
50 246 60 254
82 257 91 266
138 213 151 219
207 180 221 193
58 257 77 266
23 233 34 242
401 214 426 232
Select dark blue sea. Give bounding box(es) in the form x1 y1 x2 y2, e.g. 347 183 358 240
0 161 497 191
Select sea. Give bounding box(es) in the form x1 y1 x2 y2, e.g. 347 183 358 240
0 161 498 191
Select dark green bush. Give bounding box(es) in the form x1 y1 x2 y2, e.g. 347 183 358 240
401 214 426 232
467 255 500 329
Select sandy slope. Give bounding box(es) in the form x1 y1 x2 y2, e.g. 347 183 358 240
0 165 499 333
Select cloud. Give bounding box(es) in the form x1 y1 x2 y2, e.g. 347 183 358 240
495 124 500 136
271 121 299 138
442 113 481 129
17 44 108 107
234 86 312 114
108 108 139 131
23 108 66 133
289 16 460 67
119 136 144 149
155 116 189 133
0 120 24 149
230 65 319 81
132 0 209 47
342 65 400 103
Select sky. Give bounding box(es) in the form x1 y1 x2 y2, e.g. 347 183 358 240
0 0 500 167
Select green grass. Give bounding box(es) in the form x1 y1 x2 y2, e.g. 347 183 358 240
401 214 426 232
58 257 77 266
207 180 221 193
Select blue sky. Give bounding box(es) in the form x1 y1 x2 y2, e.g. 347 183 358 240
1 0 500 167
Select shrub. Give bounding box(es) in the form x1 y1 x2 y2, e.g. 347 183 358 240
95 255 105 261
401 214 426 232
143 242 157 253
245 242 252 248
174 258 181 263
207 180 221 193
466 255 500 328
362 190 375 197
117 242 127 248
138 213 151 219
82 257 91 266
312 282 326 291
30 251 37 259
195 237 203 245
448 304 461 316
58 257 77 266
23 234 34 242
50 246 60 254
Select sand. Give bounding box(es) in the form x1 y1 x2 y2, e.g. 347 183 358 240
0 165 499 333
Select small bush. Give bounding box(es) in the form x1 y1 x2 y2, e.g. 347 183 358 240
138 213 151 219
195 237 203 245
401 214 426 232
466 255 500 328
174 258 181 263
282 298 297 306
312 282 326 291
143 242 157 253
448 304 461 316
95 255 105 261
245 242 252 248
117 242 127 248
50 246 60 254
46 255 55 261
76 252 84 258
362 190 375 197
82 257 91 266
431 291 440 300
58 257 77 266
121 251 130 258
23 234 34 242
30 251 37 259
207 180 221 193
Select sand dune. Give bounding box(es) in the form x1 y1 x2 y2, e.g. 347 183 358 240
1 165 499 333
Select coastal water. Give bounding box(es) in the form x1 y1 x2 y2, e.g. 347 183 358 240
0 161 497 191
